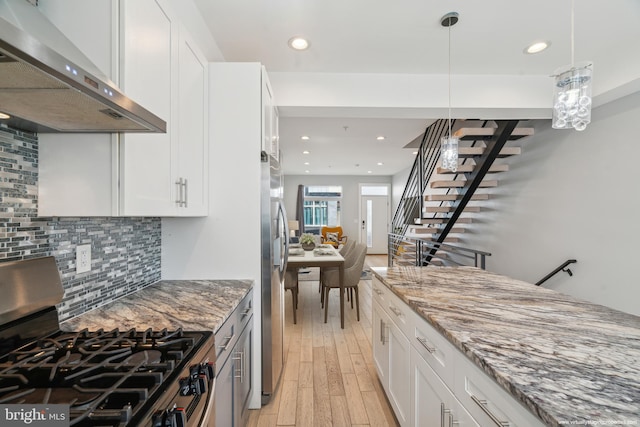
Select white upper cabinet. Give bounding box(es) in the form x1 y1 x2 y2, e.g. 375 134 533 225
119 0 208 217
37 0 209 217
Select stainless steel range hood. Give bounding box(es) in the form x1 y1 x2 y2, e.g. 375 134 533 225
0 0 166 133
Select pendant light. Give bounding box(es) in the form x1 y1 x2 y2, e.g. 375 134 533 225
552 0 593 131
440 12 459 172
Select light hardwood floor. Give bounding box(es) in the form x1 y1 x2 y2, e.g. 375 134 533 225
247 255 399 427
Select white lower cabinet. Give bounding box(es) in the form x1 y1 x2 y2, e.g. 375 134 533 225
373 300 411 426
412 347 478 427
372 277 545 427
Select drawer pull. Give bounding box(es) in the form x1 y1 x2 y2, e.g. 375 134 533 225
388 305 402 317
218 333 235 351
416 336 436 353
373 287 384 296
241 307 252 317
233 350 244 382
470 395 510 427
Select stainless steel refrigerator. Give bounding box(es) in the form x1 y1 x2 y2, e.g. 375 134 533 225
260 152 288 404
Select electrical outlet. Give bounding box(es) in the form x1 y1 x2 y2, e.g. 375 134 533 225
76 244 91 274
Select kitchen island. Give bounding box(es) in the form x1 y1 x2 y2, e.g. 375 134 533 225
372 266 640 426
61 279 253 332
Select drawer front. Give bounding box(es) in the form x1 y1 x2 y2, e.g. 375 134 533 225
413 317 455 386
215 314 237 368
373 277 413 338
455 354 545 427
237 291 253 332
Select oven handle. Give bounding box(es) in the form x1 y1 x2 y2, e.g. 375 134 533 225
200 377 216 427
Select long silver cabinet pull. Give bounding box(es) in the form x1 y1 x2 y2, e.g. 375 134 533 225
233 351 244 382
440 403 450 427
416 336 436 353
470 395 510 427
175 178 183 206
219 333 234 351
380 319 386 344
183 178 188 208
373 287 384 296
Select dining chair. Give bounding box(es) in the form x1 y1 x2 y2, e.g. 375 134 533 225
321 243 367 323
320 242 360 307
284 270 299 324
339 239 355 256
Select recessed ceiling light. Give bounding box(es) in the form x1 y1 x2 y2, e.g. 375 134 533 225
288 37 309 51
301 135 310 140
367 170 372 174
302 150 310 154
377 162 384 166
305 170 310 174
0 112 10 120
376 136 385 141
524 41 550 54
304 162 309 165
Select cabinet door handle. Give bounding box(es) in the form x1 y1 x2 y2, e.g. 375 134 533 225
380 318 388 345
183 178 188 208
416 336 436 353
241 307 252 317
175 178 183 206
219 333 234 351
440 403 450 427
233 350 244 382
470 395 510 426
373 287 383 296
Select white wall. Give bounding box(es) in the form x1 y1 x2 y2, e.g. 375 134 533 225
462 91 640 316
283 175 392 241
162 63 263 408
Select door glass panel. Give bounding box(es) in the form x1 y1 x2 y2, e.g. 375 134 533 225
366 199 373 247
361 185 388 196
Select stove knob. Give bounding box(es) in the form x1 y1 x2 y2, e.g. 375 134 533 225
194 374 207 395
151 410 165 427
202 361 215 380
168 407 186 427
178 377 192 396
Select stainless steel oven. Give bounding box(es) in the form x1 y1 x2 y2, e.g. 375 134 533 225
0 257 215 426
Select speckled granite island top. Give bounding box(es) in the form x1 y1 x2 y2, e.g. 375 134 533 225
372 266 640 426
61 280 252 333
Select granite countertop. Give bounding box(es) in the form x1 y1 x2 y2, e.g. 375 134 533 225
371 266 640 426
61 280 253 333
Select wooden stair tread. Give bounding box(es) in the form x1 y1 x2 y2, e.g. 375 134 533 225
425 206 481 213
458 147 521 158
454 127 534 141
415 217 473 224
425 193 489 201
437 164 509 174
411 227 465 234
431 180 498 189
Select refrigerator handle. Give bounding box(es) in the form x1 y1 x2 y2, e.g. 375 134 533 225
278 203 289 276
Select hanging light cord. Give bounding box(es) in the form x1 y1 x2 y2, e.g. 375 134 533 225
570 0 575 66
447 17 452 139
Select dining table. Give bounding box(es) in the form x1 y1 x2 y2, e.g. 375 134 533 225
287 244 346 328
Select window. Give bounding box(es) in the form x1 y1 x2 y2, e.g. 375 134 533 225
303 186 342 233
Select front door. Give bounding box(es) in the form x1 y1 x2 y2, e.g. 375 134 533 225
360 194 389 254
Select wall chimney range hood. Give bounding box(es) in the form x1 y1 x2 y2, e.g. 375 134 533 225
0 0 166 133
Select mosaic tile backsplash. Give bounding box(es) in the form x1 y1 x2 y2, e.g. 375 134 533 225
0 126 161 321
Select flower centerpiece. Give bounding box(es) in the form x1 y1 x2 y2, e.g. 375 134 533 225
300 233 316 251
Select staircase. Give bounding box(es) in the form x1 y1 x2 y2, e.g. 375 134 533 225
390 119 534 267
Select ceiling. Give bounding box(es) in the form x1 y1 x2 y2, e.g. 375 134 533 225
194 0 640 176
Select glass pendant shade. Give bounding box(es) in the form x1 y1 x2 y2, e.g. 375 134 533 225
441 136 458 172
552 62 593 131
